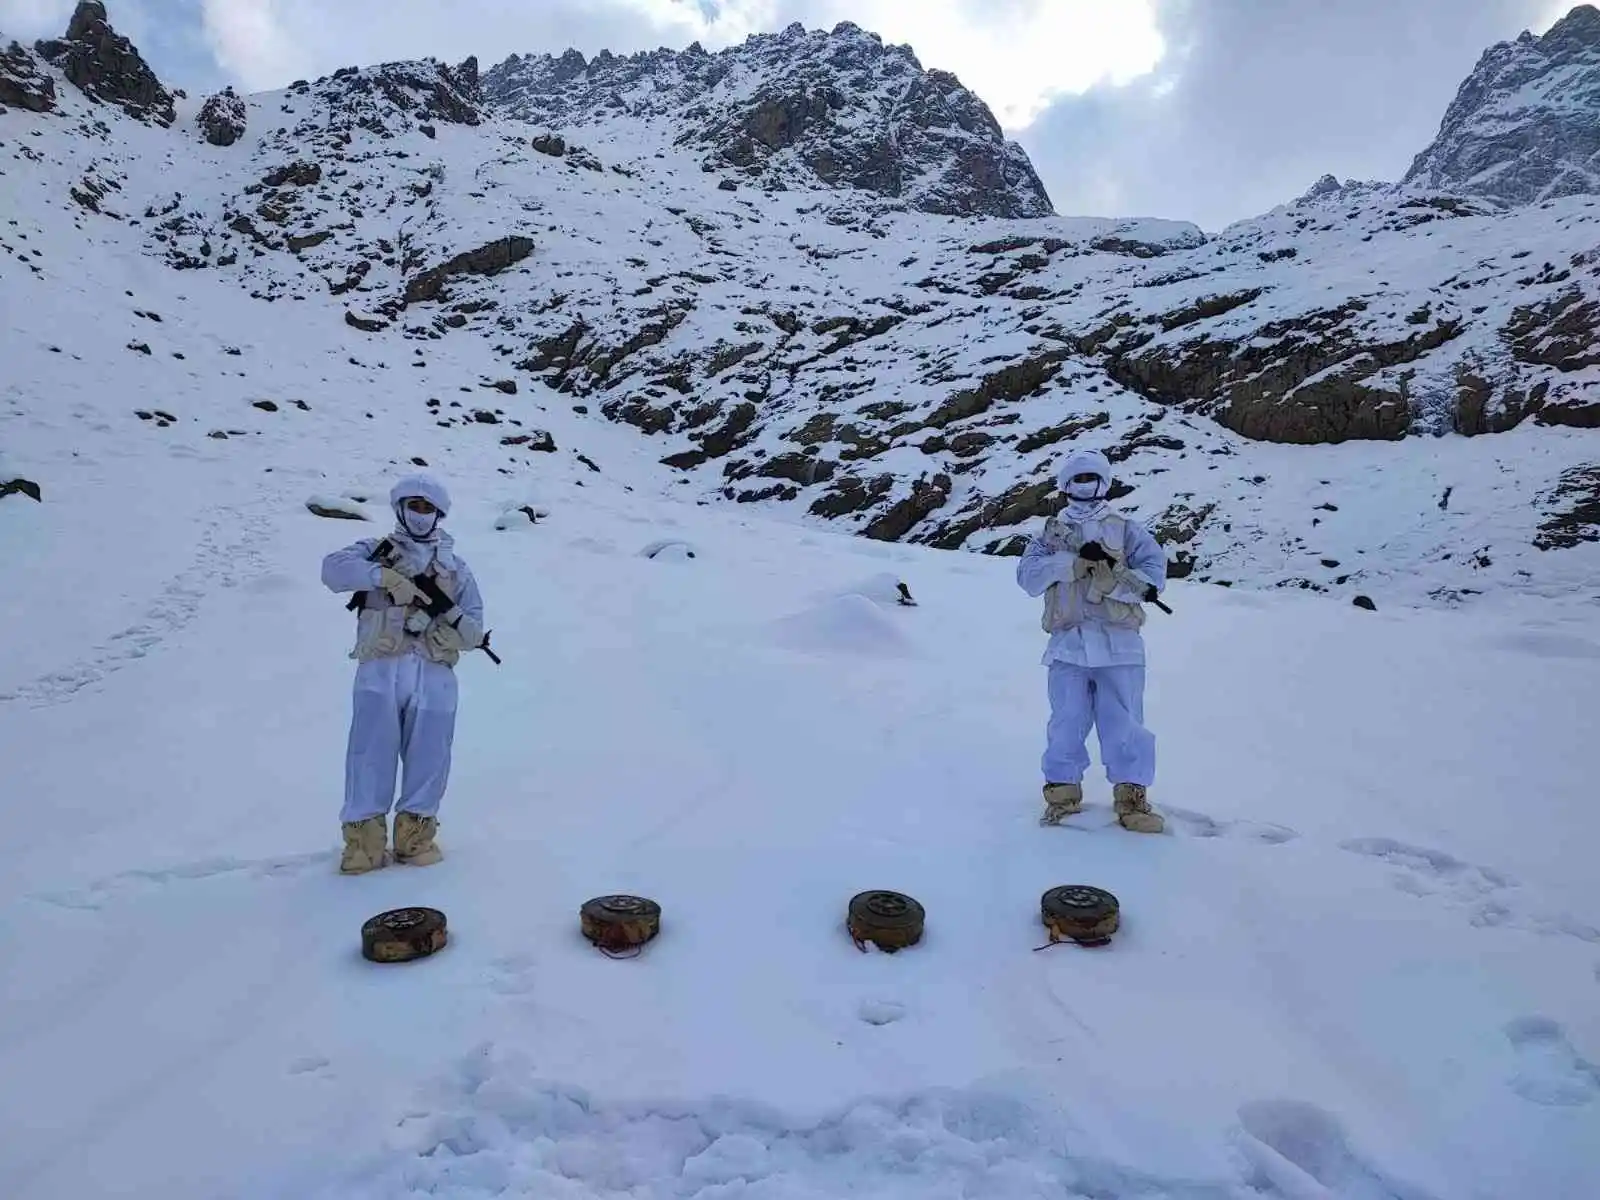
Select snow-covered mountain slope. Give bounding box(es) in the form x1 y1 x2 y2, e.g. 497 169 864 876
2 2 1598 612
3 260 1600 1200
1405 4 1600 206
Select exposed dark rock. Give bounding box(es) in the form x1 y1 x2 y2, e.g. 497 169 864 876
1014 412 1111 455
263 161 322 188
1535 394 1600 428
947 430 995 457
196 87 247 146
1352 595 1378 611
809 472 895 518
0 476 42 502
36 1 175 126
251 399 279 412
502 430 556 451
318 59 483 132
1157 289 1264 333
1113 305 1462 444
862 473 952 541
0 40 57 113
755 451 836 485
483 23 1053 217
1508 287 1600 371
1535 464 1600 549
926 349 1069 428
404 235 535 304
531 132 566 156
287 230 331 251
345 309 389 332
306 499 368 520
923 477 1059 550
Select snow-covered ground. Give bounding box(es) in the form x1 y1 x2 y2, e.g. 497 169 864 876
3 349 1600 1198
3 20 1599 1200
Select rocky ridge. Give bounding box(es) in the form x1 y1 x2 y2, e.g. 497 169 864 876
481 22 1053 219
1404 4 1600 205
1 3 1596 605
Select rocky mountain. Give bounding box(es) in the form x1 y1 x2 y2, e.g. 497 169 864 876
1 2 1597 607
1405 4 1600 205
481 22 1053 220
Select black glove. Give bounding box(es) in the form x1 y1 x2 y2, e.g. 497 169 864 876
1143 584 1160 603
1078 541 1113 564
411 572 457 619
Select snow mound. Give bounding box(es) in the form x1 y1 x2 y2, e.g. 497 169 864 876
768 592 916 658
493 502 550 530
291 1048 1239 1200
822 572 917 609
640 538 698 561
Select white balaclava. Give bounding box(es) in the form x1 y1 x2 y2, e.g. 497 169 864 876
1055 449 1113 520
390 473 451 541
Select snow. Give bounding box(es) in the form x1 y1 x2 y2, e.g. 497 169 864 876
4 333 1600 1197
1 25 1599 1200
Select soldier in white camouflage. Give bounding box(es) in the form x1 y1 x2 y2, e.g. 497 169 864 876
1016 449 1168 833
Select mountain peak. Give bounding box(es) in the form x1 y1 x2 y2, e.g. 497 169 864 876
1402 5 1600 205
481 26 1050 219
34 0 175 126
1543 4 1600 50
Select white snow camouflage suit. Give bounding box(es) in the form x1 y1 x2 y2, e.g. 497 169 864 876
1016 449 1167 790
321 475 485 825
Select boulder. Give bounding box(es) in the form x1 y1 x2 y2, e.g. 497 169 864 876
345 309 389 332
196 86 246 146
403 235 535 305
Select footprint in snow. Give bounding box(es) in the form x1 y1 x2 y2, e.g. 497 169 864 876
30 850 336 910
1504 1017 1600 1107
288 1055 333 1079
1236 1098 1441 1199
1340 837 1600 945
1163 806 1299 845
488 953 539 997
857 999 907 1026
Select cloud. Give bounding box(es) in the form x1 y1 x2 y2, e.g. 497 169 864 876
1019 0 1563 228
759 0 1167 128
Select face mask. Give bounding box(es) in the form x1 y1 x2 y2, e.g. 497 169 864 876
1066 479 1102 501
401 507 439 539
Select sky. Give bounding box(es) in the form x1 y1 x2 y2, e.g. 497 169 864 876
0 0 1576 228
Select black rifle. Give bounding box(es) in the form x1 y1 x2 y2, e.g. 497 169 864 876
1052 533 1175 616
344 539 503 664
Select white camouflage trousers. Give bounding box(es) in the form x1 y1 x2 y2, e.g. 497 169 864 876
1042 661 1156 787
341 652 459 824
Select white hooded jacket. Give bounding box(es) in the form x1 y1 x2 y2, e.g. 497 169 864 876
321 475 486 666
1016 449 1167 668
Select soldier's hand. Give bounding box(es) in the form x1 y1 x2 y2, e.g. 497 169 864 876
379 567 422 607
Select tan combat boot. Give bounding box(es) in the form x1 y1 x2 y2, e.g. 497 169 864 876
393 811 443 866
340 815 389 874
1113 783 1165 834
1040 782 1084 826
